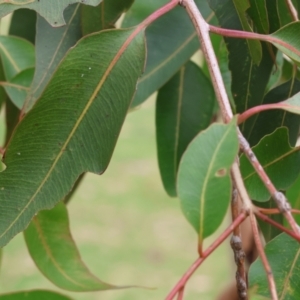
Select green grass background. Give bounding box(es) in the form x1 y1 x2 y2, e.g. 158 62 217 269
0 99 233 299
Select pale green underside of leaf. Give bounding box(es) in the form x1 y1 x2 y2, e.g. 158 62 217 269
156 61 214 197
280 91 300 114
24 202 116 291
0 291 72 300
240 127 300 201
0 0 101 27
178 119 239 241
0 28 146 247
25 4 82 112
249 233 300 299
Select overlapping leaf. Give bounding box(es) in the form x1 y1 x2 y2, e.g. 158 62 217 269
248 0 269 34
0 0 101 27
123 0 214 107
25 202 116 291
178 119 239 243
156 61 215 197
249 233 300 299
24 4 82 112
240 127 300 201
0 28 146 247
286 174 300 224
81 0 134 35
0 291 72 300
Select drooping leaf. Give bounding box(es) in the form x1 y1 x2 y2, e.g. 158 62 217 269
81 0 134 35
1 68 34 109
0 28 146 247
249 233 300 299
265 0 281 33
0 36 34 81
24 202 116 291
24 4 82 112
9 9 36 44
232 0 262 64
247 79 300 146
156 61 215 197
240 127 300 202
208 0 274 140
286 174 300 224
178 119 239 243
270 22 300 63
0 0 101 27
123 0 214 107
0 290 72 300
248 0 269 34
276 0 294 27
5 97 19 145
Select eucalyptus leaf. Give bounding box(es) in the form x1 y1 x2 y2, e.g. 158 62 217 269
0 0 101 27
241 127 300 201
286 174 300 224
0 291 72 300
248 0 269 34
24 202 116 291
0 28 146 247
249 233 300 299
156 61 214 197
178 119 239 242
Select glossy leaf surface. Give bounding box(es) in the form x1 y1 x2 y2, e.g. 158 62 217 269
0 36 34 81
123 0 213 107
0 0 101 27
249 233 300 299
156 61 214 197
0 28 146 246
25 202 115 291
241 127 300 201
81 0 134 35
0 291 72 300
24 4 82 112
178 119 239 242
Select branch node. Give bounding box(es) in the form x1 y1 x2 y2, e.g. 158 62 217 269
272 191 291 213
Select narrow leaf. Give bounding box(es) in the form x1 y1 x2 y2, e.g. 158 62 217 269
286 174 300 224
240 127 300 201
178 119 239 242
249 233 300 299
248 0 269 34
0 28 146 247
25 4 82 112
0 0 101 27
123 0 214 107
81 0 134 35
2 68 34 109
156 61 214 197
0 290 72 300
25 202 116 291
0 36 34 81
270 22 300 63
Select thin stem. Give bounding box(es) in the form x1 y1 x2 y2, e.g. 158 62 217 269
166 212 247 300
177 287 185 300
285 0 298 21
257 207 300 215
250 213 278 300
255 209 300 242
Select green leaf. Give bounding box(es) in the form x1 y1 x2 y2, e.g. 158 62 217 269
0 36 34 81
276 0 294 27
0 28 146 247
208 0 275 139
178 119 239 242
4 97 19 145
2 68 34 109
241 127 300 201
247 79 300 146
286 174 300 224
232 0 262 64
24 4 82 112
249 233 300 299
24 202 116 291
270 22 300 63
123 0 214 107
0 0 101 27
81 0 134 35
248 0 269 34
9 9 36 44
0 290 72 300
156 61 214 197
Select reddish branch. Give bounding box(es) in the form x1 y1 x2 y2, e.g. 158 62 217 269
165 212 247 300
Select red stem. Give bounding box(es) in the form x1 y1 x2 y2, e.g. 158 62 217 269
165 212 247 300
257 207 300 215
177 287 185 300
